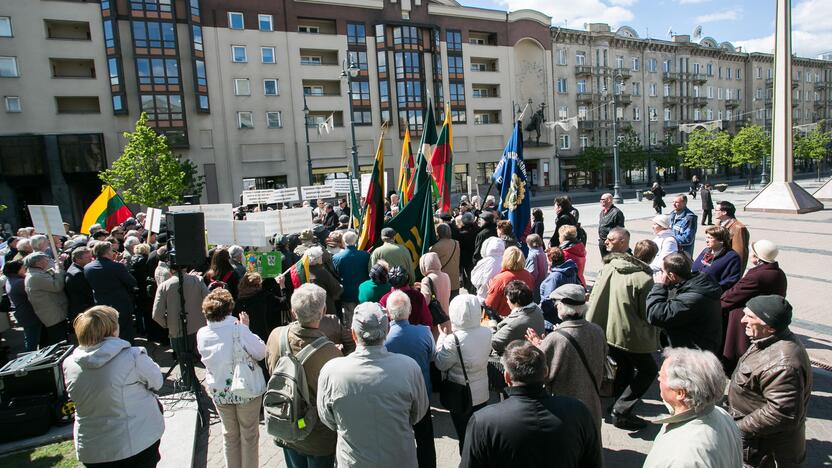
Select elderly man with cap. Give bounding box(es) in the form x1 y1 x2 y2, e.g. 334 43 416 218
527 283 607 431
317 302 429 468
728 295 811 468
294 229 316 258
649 214 678 273
720 239 787 375
369 228 415 284
24 252 68 346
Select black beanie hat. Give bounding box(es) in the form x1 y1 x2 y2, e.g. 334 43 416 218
747 295 792 331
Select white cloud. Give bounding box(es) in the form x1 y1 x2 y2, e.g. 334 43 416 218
694 8 741 24
677 0 711 4
734 0 832 57
495 0 635 28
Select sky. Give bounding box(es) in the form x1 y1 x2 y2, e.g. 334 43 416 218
457 0 832 58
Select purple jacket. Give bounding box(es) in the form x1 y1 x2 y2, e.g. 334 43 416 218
525 247 549 303
692 248 742 291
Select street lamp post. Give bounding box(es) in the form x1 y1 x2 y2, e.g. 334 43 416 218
760 155 769 185
647 108 657 183
302 93 313 185
605 74 625 204
341 59 361 184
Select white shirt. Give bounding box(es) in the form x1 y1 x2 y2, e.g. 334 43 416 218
196 315 266 404
651 230 679 272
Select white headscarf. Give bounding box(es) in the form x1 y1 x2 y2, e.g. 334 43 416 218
471 237 505 301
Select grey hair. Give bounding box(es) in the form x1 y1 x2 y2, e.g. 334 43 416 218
305 246 324 265
290 283 326 325
608 227 630 243
16 238 31 251
662 347 726 412
556 302 588 320
30 235 48 252
71 247 91 262
228 245 244 260
124 237 139 249
92 240 112 258
436 223 452 239
386 290 412 321
343 231 358 246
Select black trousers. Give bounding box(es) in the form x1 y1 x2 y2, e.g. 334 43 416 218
413 410 436 468
702 210 713 225
450 402 488 452
85 439 161 467
609 346 658 417
42 322 68 347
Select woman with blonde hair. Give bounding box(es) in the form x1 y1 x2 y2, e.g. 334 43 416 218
197 289 266 468
484 246 534 317
63 306 164 467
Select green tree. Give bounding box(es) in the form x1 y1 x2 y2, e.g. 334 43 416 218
100 113 191 207
180 159 206 199
576 146 607 188
730 125 770 188
653 144 681 171
681 129 732 179
617 128 646 183
794 128 831 180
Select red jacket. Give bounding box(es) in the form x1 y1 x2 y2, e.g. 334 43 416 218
561 241 587 287
485 269 535 317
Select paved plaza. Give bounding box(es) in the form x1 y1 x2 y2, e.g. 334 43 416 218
174 178 832 468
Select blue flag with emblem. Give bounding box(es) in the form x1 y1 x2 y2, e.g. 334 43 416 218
492 121 531 243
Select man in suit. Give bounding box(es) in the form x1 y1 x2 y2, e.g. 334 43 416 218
65 246 95 323
700 183 714 225
84 240 138 342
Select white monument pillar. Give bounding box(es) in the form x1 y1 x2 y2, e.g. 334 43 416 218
745 0 823 213
813 177 832 202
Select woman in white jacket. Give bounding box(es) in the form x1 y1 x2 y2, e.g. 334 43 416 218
434 294 491 451
470 237 504 302
197 288 266 468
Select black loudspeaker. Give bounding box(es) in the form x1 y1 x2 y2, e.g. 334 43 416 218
166 211 206 267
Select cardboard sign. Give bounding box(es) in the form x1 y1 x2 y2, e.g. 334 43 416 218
28 205 65 236
205 219 268 247
144 208 163 233
245 251 283 278
205 219 234 245
327 178 360 194
300 185 336 200
245 211 281 237
279 207 313 235
242 189 276 205
360 173 389 198
168 203 233 221
274 187 300 203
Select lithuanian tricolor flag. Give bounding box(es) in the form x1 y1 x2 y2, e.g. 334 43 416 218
288 254 311 289
357 130 386 251
396 127 415 209
431 103 453 213
80 185 133 234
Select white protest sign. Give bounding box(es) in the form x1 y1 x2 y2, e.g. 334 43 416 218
28 205 65 236
361 173 389 198
144 208 163 233
205 219 234 245
279 207 313 235
245 211 281 238
467 176 473 197
199 204 233 221
274 187 300 203
234 221 268 247
327 178 360 194
167 204 201 214
242 189 276 206
300 185 336 200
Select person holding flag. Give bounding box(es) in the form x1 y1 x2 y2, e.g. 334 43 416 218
492 120 532 248
397 127 415 209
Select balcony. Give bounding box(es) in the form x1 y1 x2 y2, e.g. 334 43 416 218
576 92 595 104
575 65 593 77
473 110 501 125
55 96 100 114
472 84 500 98
577 120 595 131
662 95 679 105
45 19 91 40
302 80 341 97
299 49 339 66
662 72 679 82
766 78 799 89
616 93 632 105
688 73 708 84
50 58 96 78
613 68 631 79
663 120 679 129
815 101 826 110
297 18 336 35
689 96 708 107
725 98 740 108
468 31 498 46
470 58 499 72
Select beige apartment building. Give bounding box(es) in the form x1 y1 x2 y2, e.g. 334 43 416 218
1 0 830 228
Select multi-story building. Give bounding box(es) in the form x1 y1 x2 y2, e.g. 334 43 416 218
1 0 830 228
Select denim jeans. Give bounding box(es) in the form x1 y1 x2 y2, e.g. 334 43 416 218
22 324 42 352
282 447 334 468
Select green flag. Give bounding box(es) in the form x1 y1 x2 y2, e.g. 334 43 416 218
384 174 436 265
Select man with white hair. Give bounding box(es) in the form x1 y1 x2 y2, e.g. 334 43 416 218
227 245 246 278
649 214 678 273
317 302 429 468
266 283 343 467
12 238 33 261
644 348 742 468
24 252 68 345
384 291 436 468
332 231 369 327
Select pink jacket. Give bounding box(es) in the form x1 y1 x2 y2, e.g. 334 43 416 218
420 252 451 316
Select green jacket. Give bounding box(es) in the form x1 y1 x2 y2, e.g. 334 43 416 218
369 241 415 283
586 253 659 353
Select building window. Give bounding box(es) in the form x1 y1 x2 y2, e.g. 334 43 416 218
232 46 247 63
352 110 371 125
397 80 423 105
258 14 273 32
107 57 120 85
136 58 180 85
195 60 207 86
130 0 173 13
693 63 700 74
726 68 732 80
616 55 624 69
736 68 742 80
559 134 570 150
446 30 462 51
266 111 282 128
350 81 370 101
649 83 657 97
558 106 568 119
579 136 588 148
447 55 463 76
556 78 568 94
5 96 20 112
576 80 586 93
298 25 319 34
228 12 244 30
663 83 671 97
347 51 368 71
140 94 182 122
234 78 251 95
112 95 124 112
451 110 466 124
664 108 671 121
633 107 640 121
632 57 640 71
198 94 209 111
261 47 275 64
192 25 204 51
377 51 387 74
348 23 366 45
0 17 11 37
448 82 464 102
576 52 586 65
300 56 321 65
557 49 567 66
632 82 640 96
264 79 278 96
378 80 389 103
132 21 176 49
304 86 323 96
0 56 18 77
647 58 656 73
237 111 253 128
648 107 657 121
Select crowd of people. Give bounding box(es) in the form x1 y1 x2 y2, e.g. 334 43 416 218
0 188 811 468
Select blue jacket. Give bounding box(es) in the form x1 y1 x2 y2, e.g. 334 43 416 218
384 320 435 394
84 257 137 317
332 245 370 303
667 207 698 256
539 259 580 301
692 248 742 291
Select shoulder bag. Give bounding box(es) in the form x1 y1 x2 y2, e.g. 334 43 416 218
554 329 617 398
229 323 267 399
426 277 450 324
439 333 473 415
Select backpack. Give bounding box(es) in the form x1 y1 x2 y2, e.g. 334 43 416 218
209 270 233 291
264 327 330 442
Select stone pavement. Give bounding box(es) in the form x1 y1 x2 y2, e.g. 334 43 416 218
186 178 832 467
